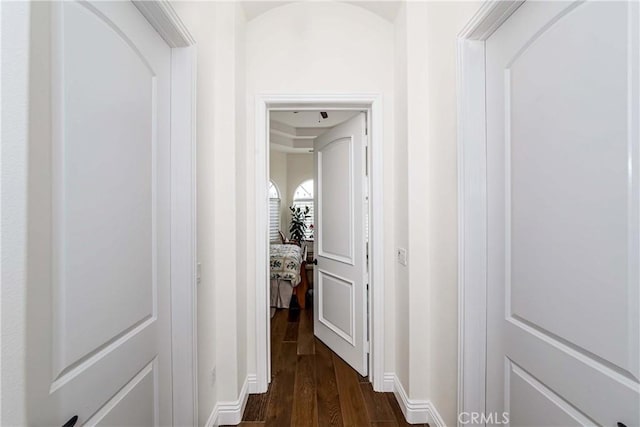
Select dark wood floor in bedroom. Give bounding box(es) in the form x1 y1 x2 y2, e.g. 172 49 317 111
224 308 428 427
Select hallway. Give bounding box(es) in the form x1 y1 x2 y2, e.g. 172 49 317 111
229 308 426 427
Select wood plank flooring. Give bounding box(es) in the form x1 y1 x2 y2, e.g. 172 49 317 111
225 308 428 427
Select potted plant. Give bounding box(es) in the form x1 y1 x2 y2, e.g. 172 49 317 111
289 205 310 243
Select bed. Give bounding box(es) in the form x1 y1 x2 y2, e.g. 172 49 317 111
270 243 308 311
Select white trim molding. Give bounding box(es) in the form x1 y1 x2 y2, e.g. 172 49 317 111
135 3 199 426
254 93 385 393
205 376 251 427
247 373 259 394
456 1 522 426
426 403 447 427
388 374 445 426
168 45 198 427
383 372 395 392
133 0 195 48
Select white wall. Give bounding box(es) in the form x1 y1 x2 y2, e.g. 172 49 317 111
244 1 397 380
421 4 479 424
170 3 218 423
1 2 31 424
393 1 410 392
394 2 480 425
234 1 248 401
130 2 476 426
172 2 480 425
171 2 246 424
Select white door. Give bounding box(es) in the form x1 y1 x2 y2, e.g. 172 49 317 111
486 1 639 426
313 113 368 376
27 1 172 425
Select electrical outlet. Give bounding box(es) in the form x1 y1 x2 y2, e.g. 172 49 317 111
397 248 407 266
211 367 216 386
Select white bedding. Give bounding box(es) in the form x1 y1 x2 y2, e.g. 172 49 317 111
270 278 295 309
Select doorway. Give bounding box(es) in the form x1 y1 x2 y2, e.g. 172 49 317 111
254 94 386 393
268 109 368 374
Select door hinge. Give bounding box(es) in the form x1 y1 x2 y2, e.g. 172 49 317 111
366 341 371 353
365 145 369 177
364 111 368 135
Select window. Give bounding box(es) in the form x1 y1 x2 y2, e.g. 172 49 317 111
269 181 281 242
293 179 314 240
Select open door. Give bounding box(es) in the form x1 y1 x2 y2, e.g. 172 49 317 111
26 2 173 425
485 1 639 425
313 112 368 376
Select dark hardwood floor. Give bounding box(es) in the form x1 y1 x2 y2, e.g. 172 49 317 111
225 308 428 427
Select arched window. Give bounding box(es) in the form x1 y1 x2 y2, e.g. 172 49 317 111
293 179 314 240
269 181 281 242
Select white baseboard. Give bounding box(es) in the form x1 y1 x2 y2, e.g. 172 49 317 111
383 372 395 392
425 400 446 427
247 374 258 394
205 376 251 427
205 404 217 427
388 373 446 427
204 373 445 427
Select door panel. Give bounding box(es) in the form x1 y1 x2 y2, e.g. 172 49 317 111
317 270 356 346
28 1 172 425
506 0 632 373
486 1 639 425
86 361 156 427
55 0 156 377
318 137 354 264
507 362 588 427
314 113 368 376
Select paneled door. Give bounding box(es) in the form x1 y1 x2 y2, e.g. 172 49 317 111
314 113 368 376
27 1 172 425
486 1 639 425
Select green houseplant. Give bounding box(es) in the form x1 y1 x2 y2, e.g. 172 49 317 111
289 205 310 243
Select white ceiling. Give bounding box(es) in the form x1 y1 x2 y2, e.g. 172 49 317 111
241 1 291 21
241 1 402 22
271 110 360 128
270 110 361 153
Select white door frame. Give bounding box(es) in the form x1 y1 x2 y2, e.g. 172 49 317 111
255 93 385 392
1 2 198 425
456 1 522 424
133 2 198 425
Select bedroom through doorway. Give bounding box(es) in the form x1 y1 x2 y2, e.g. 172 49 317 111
267 108 371 379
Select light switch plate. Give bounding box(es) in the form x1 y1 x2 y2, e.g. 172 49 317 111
397 248 407 266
